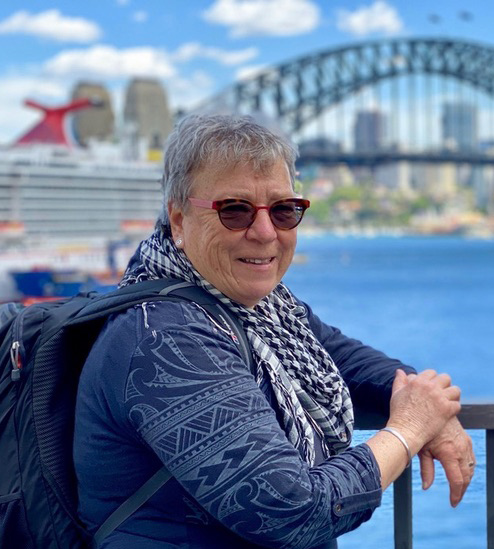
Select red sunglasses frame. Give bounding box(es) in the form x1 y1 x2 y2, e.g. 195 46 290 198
188 197 310 230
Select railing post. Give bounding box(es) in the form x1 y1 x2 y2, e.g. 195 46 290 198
393 465 413 549
354 404 494 548
487 429 494 549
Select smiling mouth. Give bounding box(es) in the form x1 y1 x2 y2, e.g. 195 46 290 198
239 257 274 265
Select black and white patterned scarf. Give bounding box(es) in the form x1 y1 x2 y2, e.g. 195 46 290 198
120 229 354 465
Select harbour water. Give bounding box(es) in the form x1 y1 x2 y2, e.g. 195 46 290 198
285 234 494 549
0 233 491 546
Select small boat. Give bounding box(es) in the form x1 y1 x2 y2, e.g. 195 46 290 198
9 269 118 303
292 253 308 264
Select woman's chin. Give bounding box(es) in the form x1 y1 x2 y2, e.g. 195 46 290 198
230 281 278 308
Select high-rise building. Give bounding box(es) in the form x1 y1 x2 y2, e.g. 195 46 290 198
123 78 173 154
353 110 385 152
375 162 411 192
71 82 114 145
441 102 478 151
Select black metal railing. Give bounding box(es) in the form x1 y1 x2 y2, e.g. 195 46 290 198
354 403 494 549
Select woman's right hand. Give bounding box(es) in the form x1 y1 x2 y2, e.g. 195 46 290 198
387 369 461 456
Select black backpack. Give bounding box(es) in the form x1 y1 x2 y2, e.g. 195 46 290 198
0 278 252 549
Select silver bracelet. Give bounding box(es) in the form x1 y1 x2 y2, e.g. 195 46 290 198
380 427 412 468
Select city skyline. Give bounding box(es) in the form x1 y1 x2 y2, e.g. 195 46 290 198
0 0 492 144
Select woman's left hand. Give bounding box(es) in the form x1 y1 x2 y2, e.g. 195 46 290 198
418 417 475 507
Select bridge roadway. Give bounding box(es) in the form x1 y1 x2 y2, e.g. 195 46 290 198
297 149 494 168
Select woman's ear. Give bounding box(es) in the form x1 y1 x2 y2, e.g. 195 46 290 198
168 202 184 242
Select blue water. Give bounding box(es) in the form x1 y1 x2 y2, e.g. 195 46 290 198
284 235 494 549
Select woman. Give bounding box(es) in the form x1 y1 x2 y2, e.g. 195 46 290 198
74 115 474 548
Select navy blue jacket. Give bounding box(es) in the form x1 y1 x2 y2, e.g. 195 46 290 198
74 298 413 548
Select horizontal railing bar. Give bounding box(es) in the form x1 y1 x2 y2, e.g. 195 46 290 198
354 402 494 431
457 403 494 430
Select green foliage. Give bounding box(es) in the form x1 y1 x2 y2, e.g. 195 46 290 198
305 183 447 228
410 195 433 213
307 199 331 223
327 185 362 206
302 170 490 231
294 178 304 195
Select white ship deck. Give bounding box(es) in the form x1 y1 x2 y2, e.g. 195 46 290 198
0 148 163 238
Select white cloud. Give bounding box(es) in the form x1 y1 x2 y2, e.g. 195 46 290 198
0 67 214 143
42 42 257 81
0 10 102 43
168 71 216 109
336 1 403 37
202 0 320 37
43 45 177 79
235 64 268 80
116 0 130 5
132 11 148 23
172 43 258 65
0 40 256 141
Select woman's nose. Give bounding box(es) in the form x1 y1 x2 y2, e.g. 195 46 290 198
246 208 277 241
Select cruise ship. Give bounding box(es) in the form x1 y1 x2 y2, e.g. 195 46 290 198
0 146 162 239
0 97 164 299
0 97 163 241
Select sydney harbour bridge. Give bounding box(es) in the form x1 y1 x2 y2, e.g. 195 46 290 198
194 37 494 172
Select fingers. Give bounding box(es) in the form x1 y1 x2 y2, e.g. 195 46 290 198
443 385 461 402
428 425 475 507
410 371 461 407
466 459 476 481
448 400 462 417
444 459 470 507
389 369 462 449
418 451 435 490
412 370 452 388
417 369 439 380
421 419 475 508
452 443 476 507
391 368 409 393
421 453 472 507
436 373 453 388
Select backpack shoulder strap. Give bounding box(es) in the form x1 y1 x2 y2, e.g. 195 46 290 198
88 278 253 546
70 278 254 372
158 282 254 373
93 467 172 547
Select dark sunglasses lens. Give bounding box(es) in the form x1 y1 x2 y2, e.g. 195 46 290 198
219 202 255 229
271 201 305 229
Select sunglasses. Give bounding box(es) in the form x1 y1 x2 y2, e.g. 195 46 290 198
188 197 310 230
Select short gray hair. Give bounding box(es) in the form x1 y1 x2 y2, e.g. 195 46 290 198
156 114 298 228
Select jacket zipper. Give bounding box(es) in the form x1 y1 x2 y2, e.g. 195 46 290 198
10 308 26 382
10 340 21 381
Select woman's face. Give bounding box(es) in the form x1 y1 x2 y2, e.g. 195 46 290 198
168 159 297 307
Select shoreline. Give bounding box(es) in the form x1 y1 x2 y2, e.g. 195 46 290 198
298 225 494 240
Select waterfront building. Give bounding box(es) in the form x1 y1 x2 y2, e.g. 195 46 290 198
354 110 385 152
441 102 478 151
471 165 494 212
411 162 458 201
375 161 411 192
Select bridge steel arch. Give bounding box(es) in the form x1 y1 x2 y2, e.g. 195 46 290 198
198 37 494 134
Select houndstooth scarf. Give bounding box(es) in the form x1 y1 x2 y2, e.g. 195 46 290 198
120 229 354 465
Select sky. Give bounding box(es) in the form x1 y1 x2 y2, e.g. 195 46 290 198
0 0 492 144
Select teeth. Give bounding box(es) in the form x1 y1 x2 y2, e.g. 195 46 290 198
243 258 271 264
